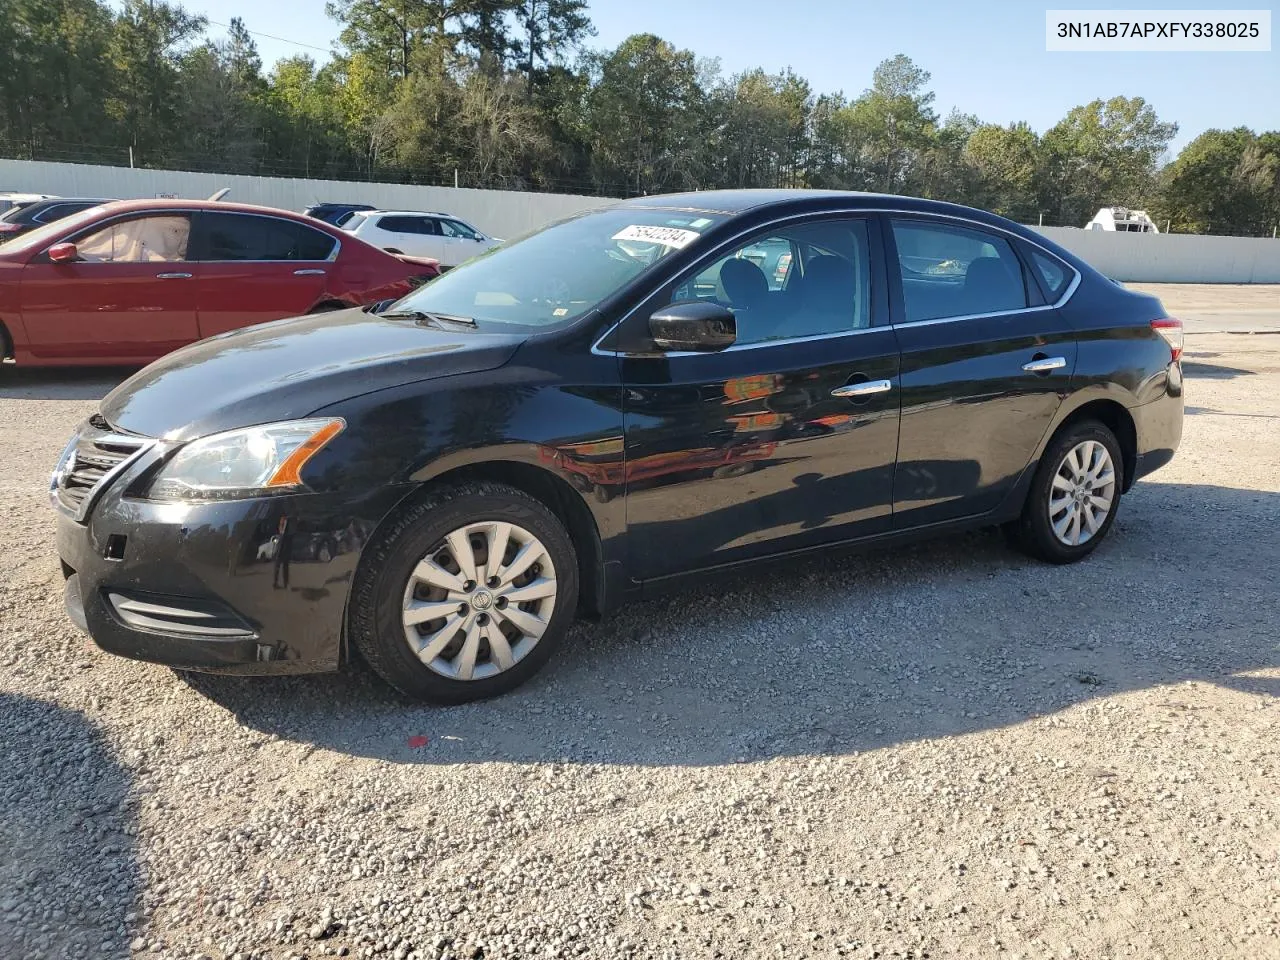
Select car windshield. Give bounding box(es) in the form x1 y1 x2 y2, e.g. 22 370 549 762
387 207 725 330
0 204 111 254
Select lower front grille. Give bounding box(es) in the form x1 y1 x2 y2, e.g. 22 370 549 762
106 591 257 638
51 420 154 521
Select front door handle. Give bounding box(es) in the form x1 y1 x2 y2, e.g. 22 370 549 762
155 272 192 279
1022 355 1067 374
831 379 893 399
293 268 326 276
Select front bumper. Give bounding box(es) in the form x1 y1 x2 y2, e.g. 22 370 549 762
58 482 413 675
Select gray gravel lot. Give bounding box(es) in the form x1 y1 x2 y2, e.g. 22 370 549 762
2 310 1278 959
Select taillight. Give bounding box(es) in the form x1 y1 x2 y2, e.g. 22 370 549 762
1151 318 1183 362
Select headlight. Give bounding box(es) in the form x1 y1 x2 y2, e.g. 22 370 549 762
148 418 344 501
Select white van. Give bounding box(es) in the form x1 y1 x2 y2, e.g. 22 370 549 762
1085 207 1160 233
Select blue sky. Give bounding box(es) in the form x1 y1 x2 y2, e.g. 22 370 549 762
127 0 1278 154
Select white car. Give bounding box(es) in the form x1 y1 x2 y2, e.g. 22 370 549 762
341 210 501 269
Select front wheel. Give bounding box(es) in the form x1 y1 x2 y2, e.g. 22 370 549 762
1006 420 1123 564
349 482 579 703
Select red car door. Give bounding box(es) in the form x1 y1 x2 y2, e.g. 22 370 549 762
192 211 335 337
19 212 200 362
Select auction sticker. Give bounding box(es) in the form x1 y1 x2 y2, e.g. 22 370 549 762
612 225 701 248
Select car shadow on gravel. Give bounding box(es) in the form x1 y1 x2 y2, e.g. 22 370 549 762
0 693 140 959
0 366 135 401
179 481 1280 768
1180 357 1256 380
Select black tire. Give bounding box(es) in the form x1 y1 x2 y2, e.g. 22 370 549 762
349 482 579 703
1006 420 1124 564
309 300 346 314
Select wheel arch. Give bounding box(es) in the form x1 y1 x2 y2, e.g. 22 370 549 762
0 318 11 360
1046 398 1139 492
360 457 608 624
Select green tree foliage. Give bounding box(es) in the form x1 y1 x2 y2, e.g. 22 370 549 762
1155 128 1280 235
965 122 1044 221
0 0 1274 234
581 34 709 195
1041 96 1178 226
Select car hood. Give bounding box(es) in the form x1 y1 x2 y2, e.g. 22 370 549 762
101 307 527 441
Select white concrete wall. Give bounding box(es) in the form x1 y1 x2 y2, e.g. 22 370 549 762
1032 226 1280 283
4 160 1278 282
0 159 615 241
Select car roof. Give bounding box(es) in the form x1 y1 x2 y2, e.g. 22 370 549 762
617 188 998 216
26 197 113 208
89 198 336 223
357 210 456 218
610 188 1094 276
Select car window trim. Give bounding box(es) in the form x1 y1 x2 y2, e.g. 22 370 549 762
591 206 1081 356
883 212 1081 328
42 208 342 265
192 210 341 264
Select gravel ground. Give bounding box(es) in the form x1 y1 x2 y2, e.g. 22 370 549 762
2 325 1278 960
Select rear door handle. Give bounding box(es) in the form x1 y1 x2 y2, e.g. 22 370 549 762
831 379 893 399
1022 356 1067 373
155 272 192 279
293 268 326 276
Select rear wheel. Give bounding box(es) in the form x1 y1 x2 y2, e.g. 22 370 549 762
349 482 578 703
1006 420 1123 564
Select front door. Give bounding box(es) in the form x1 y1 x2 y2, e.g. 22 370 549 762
614 216 902 581
191 211 336 337
885 216 1078 527
19 212 199 362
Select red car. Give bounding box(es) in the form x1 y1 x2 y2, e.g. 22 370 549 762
0 199 440 366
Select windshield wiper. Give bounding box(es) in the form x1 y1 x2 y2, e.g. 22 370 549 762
380 310 478 329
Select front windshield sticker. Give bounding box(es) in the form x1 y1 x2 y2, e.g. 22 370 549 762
611 225 701 249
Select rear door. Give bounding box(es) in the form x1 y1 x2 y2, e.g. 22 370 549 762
192 211 336 337
19 212 199 361
885 215 1077 527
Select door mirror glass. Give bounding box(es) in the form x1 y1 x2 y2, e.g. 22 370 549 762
649 300 736 352
48 242 78 263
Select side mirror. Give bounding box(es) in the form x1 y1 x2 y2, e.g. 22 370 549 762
48 242 79 263
648 300 736 352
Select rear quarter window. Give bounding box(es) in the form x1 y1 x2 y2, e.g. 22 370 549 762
1029 249 1070 299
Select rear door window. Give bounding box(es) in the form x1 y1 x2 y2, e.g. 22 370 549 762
378 216 439 235
890 219 1028 323
199 212 336 261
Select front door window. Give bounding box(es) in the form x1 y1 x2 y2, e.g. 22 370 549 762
75 215 191 263
671 219 873 344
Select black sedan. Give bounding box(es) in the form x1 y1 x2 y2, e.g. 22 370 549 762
52 190 1184 703
0 197 114 241
303 202 376 226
